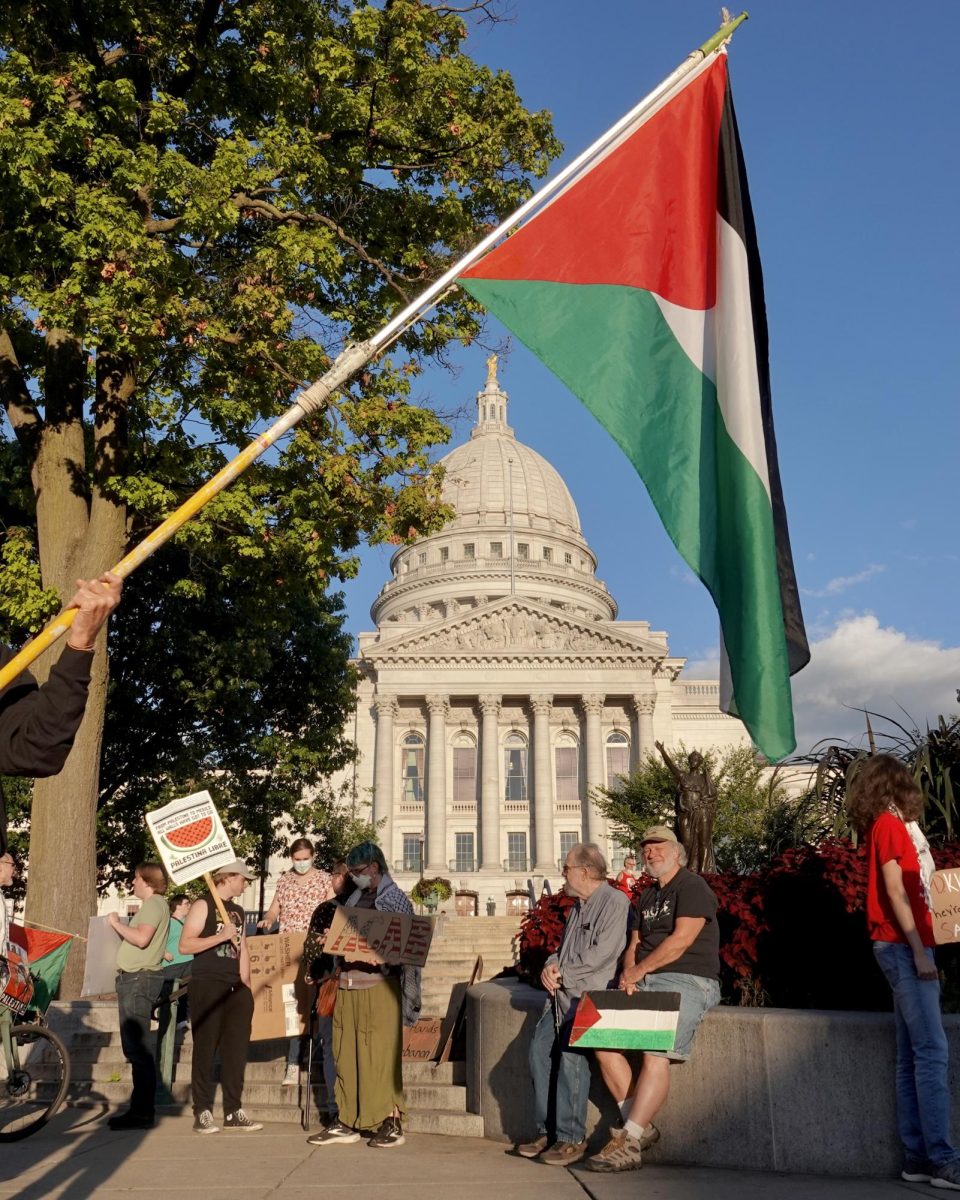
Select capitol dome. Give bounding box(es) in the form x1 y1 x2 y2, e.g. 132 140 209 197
371 358 617 628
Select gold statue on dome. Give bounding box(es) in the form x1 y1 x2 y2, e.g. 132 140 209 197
486 353 498 386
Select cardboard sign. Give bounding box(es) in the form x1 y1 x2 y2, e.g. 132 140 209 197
248 932 310 1042
324 906 434 968
81 915 123 998
930 869 960 944
0 942 34 1016
146 790 236 886
402 1017 442 1061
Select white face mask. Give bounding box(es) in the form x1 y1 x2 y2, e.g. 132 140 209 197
292 860 313 875
351 873 373 890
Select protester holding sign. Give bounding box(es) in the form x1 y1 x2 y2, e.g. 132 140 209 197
180 860 262 1134
848 755 960 1189
257 837 333 1087
307 842 419 1149
106 862 170 1131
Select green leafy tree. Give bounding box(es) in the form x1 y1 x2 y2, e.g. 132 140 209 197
595 744 800 874
0 0 559 993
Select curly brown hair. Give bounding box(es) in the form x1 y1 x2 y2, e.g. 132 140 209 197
846 754 924 831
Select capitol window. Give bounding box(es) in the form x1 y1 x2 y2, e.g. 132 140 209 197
440 546 449 563
463 543 475 559
401 732 425 804
606 730 630 785
504 732 527 803
555 732 579 804
417 551 426 566
517 543 529 560
490 541 503 558
453 731 477 805
542 547 552 563
564 552 572 565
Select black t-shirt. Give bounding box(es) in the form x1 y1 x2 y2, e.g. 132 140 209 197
190 898 244 982
628 868 719 979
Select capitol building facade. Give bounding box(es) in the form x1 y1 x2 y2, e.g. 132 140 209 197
339 360 748 913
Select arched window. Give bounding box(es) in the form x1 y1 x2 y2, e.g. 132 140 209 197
606 730 630 784
503 731 527 803
453 731 477 805
401 732 424 804
555 731 579 804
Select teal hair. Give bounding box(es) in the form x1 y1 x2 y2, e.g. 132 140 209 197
345 842 387 873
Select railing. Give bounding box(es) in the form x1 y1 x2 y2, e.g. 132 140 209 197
451 802 477 814
503 802 529 814
401 859 422 873
449 859 477 873
503 858 533 872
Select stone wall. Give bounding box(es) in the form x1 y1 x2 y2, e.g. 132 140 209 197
466 978 960 1177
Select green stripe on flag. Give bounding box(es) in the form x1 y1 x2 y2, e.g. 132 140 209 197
29 940 73 1013
459 276 794 760
573 1027 677 1051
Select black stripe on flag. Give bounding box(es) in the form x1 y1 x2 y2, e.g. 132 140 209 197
716 73 810 680
583 989 681 1011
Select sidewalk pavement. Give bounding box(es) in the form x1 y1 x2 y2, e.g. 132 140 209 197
1 1109 931 1200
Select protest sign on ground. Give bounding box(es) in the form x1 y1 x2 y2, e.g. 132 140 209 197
323 906 434 968
248 932 309 1042
146 790 235 886
930 869 960 944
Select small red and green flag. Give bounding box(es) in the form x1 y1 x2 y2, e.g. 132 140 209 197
459 50 809 761
9 923 74 1012
569 989 681 1051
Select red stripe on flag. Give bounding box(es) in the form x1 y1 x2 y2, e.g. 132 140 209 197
9 923 72 962
461 56 727 309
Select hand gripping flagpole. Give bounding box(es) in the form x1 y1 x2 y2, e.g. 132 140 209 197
0 11 748 693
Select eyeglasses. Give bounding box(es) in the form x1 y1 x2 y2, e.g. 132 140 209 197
561 864 581 874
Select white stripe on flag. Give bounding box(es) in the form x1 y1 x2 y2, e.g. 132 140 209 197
595 1008 679 1033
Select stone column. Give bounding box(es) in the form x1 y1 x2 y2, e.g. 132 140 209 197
479 696 502 870
582 695 606 846
531 695 554 871
373 696 399 869
425 695 449 871
633 692 657 765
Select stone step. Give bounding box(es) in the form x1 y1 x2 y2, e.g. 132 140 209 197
405 1108 484 1138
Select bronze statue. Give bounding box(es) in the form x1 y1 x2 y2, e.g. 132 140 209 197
654 742 717 874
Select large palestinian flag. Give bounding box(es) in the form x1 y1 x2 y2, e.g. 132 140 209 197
459 51 809 761
569 990 681 1051
8 923 73 1012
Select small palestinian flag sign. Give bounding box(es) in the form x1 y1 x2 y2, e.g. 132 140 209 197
569 990 681 1051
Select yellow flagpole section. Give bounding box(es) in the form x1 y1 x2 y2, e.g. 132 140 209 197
0 338 373 692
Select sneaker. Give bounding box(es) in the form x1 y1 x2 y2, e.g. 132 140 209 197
223 1109 263 1131
586 1129 643 1173
193 1110 220 1134
902 1155 933 1183
931 1160 960 1190
516 1133 550 1159
639 1122 660 1150
107 1110 154 1131
282 1063 299 1088
368 1116 405 1148
307 1121 362 1145
539 1139 588 1166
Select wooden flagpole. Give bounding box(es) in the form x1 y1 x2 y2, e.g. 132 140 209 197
0 12 748 694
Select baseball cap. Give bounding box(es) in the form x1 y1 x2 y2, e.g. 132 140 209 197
639 825 679 846
218 859 256 880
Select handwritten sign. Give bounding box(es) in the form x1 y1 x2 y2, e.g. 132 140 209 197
248 932 310 1042
146 791 236 886
324 906 434 968
930 869 960 944
402 1017 442 1061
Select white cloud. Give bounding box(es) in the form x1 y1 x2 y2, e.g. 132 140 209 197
669 564 699 587
801 563 886 599
792 614 960 751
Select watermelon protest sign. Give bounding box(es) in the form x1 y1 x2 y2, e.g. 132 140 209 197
569 989 681 1051
324 906 434 968
0 942 35 1017
146 790 236 886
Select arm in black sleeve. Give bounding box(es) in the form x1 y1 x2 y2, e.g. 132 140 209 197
0 645 93 777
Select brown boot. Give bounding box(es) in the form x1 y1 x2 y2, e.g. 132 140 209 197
539 1139 588 1166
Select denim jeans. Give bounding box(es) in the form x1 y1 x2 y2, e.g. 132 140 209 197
529 999 591 1144
873 941 958 1167
316 1013 338 1116
116 969 163 1119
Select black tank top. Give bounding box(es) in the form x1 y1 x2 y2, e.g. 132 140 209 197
191 897 244 981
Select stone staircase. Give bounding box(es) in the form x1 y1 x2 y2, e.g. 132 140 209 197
420 915 519 1016
41 1001 483 1136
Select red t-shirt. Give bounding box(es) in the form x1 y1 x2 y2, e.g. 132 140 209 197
865 812 934 947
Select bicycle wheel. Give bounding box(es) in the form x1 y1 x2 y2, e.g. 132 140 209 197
0 1021 71 1141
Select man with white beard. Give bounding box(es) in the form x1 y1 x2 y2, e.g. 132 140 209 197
588 825 721 1173
517 842 628 1167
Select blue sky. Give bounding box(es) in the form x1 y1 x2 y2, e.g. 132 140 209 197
339 1 960 753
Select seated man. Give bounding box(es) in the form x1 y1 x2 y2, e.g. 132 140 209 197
518 842 628 1166
588 825 720 1173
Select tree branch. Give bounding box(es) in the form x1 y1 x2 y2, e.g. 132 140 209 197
0 328 43 459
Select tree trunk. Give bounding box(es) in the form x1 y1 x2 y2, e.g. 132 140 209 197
23 339 130 998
